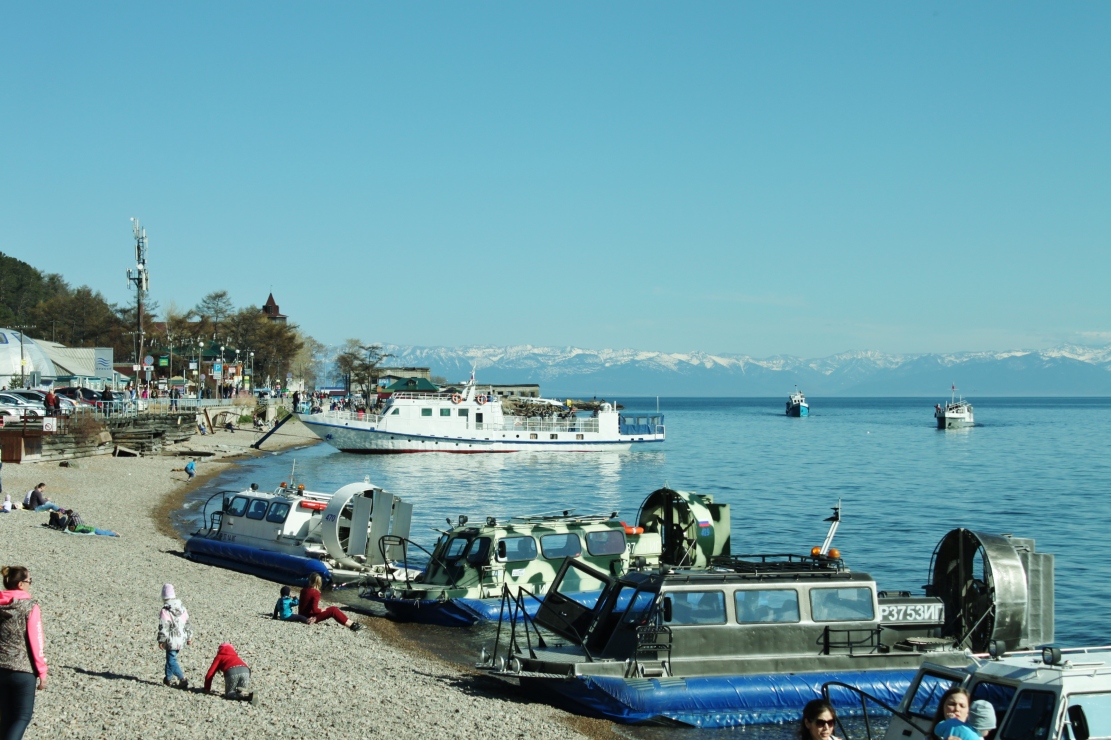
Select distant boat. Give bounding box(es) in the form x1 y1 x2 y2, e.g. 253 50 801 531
786 388 808 417
935 385 973 429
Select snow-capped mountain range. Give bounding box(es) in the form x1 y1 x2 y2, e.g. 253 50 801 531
377 343 1111 396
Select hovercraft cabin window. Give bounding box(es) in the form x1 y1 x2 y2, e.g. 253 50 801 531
246 500 268 520
266 502 291 524
226 496 250 517
810 587 875 622
445 537 470 560
735 589 800 623
666 591 726 625
540 533 582 559
586 530 626 556
906 672 960 719
465 537 491 565
999 690 1056 740
496 536 538 562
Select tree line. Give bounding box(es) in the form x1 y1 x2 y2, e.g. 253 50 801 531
0 252 323 388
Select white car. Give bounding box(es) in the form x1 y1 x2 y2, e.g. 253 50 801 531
0 392 45 417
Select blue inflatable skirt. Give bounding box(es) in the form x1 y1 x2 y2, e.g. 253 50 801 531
518 669 916 728
184 537 332 587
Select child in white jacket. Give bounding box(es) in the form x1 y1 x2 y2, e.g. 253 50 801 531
157 584 194 688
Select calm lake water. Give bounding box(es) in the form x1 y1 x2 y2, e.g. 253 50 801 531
173 397 1111 735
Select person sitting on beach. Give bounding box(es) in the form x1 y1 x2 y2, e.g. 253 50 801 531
185 459 196 480
1 495 12 513
272 586 308 623
298 573 363 632
203 643 255 703
23 484 61 513
158 584 194 688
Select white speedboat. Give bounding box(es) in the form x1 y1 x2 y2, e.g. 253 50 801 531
298 375 665 453
935 385 974 429
185 477 418 586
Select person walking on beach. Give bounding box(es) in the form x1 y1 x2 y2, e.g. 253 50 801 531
157 584 193 688
203 643 255 703
0 566 48 740
298 574 363 631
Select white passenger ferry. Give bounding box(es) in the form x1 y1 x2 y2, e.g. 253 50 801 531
298 376 664 453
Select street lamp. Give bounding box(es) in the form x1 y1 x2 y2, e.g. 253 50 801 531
249 351 255 394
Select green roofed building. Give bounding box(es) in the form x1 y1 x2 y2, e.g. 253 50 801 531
384 377 439 394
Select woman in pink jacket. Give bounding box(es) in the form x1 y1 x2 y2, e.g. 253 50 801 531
0 565 47 740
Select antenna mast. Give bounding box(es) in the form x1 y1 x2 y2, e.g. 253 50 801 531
126 218 150 363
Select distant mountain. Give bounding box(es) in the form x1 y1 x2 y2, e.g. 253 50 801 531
378 343 1111 396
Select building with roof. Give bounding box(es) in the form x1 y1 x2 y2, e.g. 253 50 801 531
0 329 57 388
383 377 440 394
262 293 287 322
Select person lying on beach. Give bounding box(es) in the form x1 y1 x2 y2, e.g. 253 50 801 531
44 510 120 537
203 643 256 703
298 574 363 631
272 586 308 623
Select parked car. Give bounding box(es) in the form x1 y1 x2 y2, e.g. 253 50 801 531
55 387 104 404
12 390 84 414
0 392 45 417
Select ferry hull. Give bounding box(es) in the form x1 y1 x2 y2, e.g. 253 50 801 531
300 416 658 453
514 668 916 728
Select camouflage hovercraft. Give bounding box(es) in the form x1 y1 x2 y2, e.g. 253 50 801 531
361 488 731 626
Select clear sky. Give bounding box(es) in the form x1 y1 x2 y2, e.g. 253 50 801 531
2 3 1109 357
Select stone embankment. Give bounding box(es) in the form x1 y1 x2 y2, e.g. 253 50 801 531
0 424 594 739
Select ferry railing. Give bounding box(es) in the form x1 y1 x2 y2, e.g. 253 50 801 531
820 680 932 740
477 418 600 433
309 410 384 424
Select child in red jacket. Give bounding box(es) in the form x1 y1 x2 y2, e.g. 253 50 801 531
203 643 256 703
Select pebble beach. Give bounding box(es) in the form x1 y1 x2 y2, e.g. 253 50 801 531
0 423 597 740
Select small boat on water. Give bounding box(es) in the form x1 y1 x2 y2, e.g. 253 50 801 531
184 476 417 587
935 385 974 429
298 373 665 453
787 387 809 417
477 518 1054 728
828 643 1111 740
362 488 731 626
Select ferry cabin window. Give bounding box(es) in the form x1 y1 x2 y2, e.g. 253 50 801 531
265 502 291 524
421 408 432 417
907 673 960 719
586 530 627 557
735 589 800 623
445 537 470 560
666 591 727 625
810 587 875 621
999 690 1056 740
390 408 400 415
465 537 492 565
246 499 269 520
226 496 250 517
496 536 538 562
1064 693 1111 740
458 409 468 417
440 408 451 417
541 533 583 559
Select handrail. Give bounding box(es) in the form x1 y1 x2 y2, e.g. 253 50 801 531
376 535 459 590
820 680 933 740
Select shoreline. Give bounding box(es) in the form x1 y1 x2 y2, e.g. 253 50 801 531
0 419 598 739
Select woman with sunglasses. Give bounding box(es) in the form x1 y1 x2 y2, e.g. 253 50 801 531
0 566 48 740
800 699 841 740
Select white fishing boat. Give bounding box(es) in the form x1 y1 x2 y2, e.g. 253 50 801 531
298 374 665 453
786 387 809 417
935 384 974 429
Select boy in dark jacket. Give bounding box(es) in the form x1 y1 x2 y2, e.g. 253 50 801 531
204 643 256 703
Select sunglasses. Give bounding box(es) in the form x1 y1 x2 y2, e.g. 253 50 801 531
810 718 836 728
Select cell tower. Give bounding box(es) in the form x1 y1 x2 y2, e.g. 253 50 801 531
127 218 150 363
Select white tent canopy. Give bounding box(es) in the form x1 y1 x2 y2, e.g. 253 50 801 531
0 328 57 387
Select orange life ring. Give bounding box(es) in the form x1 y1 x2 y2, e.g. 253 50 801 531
451 394 462 404
476 395 487 405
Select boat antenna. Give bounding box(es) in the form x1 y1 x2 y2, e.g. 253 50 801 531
656 395 659 413
289 459 296 487
819 499 841 555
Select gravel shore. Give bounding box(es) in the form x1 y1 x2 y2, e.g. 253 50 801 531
0 422 594 739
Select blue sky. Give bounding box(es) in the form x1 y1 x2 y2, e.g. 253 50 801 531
2 3 1109 357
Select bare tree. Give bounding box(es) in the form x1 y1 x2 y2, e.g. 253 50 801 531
335 339 391 403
